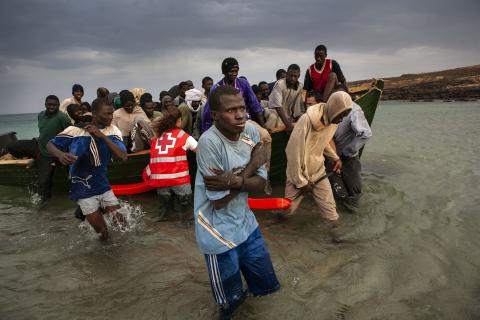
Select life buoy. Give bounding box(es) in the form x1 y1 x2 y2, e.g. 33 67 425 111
111 182 154 195
111 181 291 210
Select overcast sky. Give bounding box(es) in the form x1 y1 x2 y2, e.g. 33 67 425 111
0 0 479 114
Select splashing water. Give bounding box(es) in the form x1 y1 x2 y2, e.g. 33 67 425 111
78 200 145 237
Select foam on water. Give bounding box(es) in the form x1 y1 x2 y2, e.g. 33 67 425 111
78 200 145 238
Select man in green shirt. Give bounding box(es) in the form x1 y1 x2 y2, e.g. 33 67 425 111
7 95 71 206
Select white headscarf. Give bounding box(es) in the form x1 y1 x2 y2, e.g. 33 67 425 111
185 88 203 112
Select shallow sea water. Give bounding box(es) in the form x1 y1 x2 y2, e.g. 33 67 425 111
1 101 480 319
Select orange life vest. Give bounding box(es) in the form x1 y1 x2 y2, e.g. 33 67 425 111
308 59 332 93
142 128 190 187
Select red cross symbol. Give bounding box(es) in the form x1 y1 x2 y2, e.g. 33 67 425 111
155 133 176 154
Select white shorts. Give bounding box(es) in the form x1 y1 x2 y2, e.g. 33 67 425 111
77 190 119 215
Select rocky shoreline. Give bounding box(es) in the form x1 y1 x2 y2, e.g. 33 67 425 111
349 64 480 101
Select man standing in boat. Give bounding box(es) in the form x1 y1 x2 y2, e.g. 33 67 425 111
47 98 128 240
194 86 280 319
268 64 305 132
201 57 272 170
303 45 348 102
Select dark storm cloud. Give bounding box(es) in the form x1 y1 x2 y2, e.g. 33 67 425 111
0 0 479 114
1 0 479 64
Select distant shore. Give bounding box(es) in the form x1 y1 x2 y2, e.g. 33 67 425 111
349 64 480 101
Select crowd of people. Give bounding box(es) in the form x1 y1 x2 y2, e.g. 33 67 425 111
6 44 372 319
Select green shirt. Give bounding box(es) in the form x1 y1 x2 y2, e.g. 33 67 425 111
37 110 71 156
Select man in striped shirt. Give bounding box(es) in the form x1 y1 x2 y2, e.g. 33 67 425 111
194 86 280 319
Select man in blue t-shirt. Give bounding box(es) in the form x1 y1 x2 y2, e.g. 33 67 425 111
47 98 128 240
194 85 280 319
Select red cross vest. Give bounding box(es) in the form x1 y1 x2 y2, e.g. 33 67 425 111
308 59 332 93
142 128 191 187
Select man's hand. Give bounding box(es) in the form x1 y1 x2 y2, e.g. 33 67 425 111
59 152 77 166
333 159 342 174
204 169 242 191
285 121 295 133
84 124 105 139
300 182 313 195
250 142 267 169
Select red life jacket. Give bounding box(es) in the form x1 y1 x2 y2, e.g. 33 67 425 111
308 59 332 93
142 128 190 187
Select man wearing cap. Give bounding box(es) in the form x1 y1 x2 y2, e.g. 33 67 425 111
60 84 84 116
201 57 267 133
201 58 272 170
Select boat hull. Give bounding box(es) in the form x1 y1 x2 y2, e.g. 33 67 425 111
0 80 383 191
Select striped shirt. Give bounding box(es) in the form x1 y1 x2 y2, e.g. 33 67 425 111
194 122 267 254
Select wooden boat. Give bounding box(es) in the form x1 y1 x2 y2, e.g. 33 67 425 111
0 79 384 191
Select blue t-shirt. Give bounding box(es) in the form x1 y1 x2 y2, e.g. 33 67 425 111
194 121 267 254
50 125 126 201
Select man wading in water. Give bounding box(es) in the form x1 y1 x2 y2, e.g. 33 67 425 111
47 98 128 240
194 86 280 319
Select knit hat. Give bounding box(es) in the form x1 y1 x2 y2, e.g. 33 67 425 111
221 57 239 74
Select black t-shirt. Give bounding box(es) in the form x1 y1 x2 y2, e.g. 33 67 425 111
303 59 346 91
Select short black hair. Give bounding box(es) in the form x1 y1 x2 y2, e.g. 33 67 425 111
202 76 213 85
258 81 268 87
91 98 110 114
66 104 81 118
209 86 240 112
72 84 84 94
306 90 322 103
178 81 189 88
81 101 91 112
45 95 59 103
140 92 153 108
159 90 169 99
275 69 287 80
287 64 300 72
314 44 327 53
119 90 134 106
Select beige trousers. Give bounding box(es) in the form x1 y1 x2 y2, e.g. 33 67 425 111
284 178 338 221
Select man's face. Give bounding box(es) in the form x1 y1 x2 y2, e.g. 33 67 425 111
259 84 269 100
179 85 189 98
331 109 351 124
45 98 60 115
286 69 300 87
224 67 239 83
80 104 89 114
73 90 84 101
163 96 173 109
213 93 246 136
314 49 327 65
123 100 135 113
94 104 114 127
71 108 83 121
191 100 201 111
203 80 214 94
143 101 155 117
305 96 317 107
